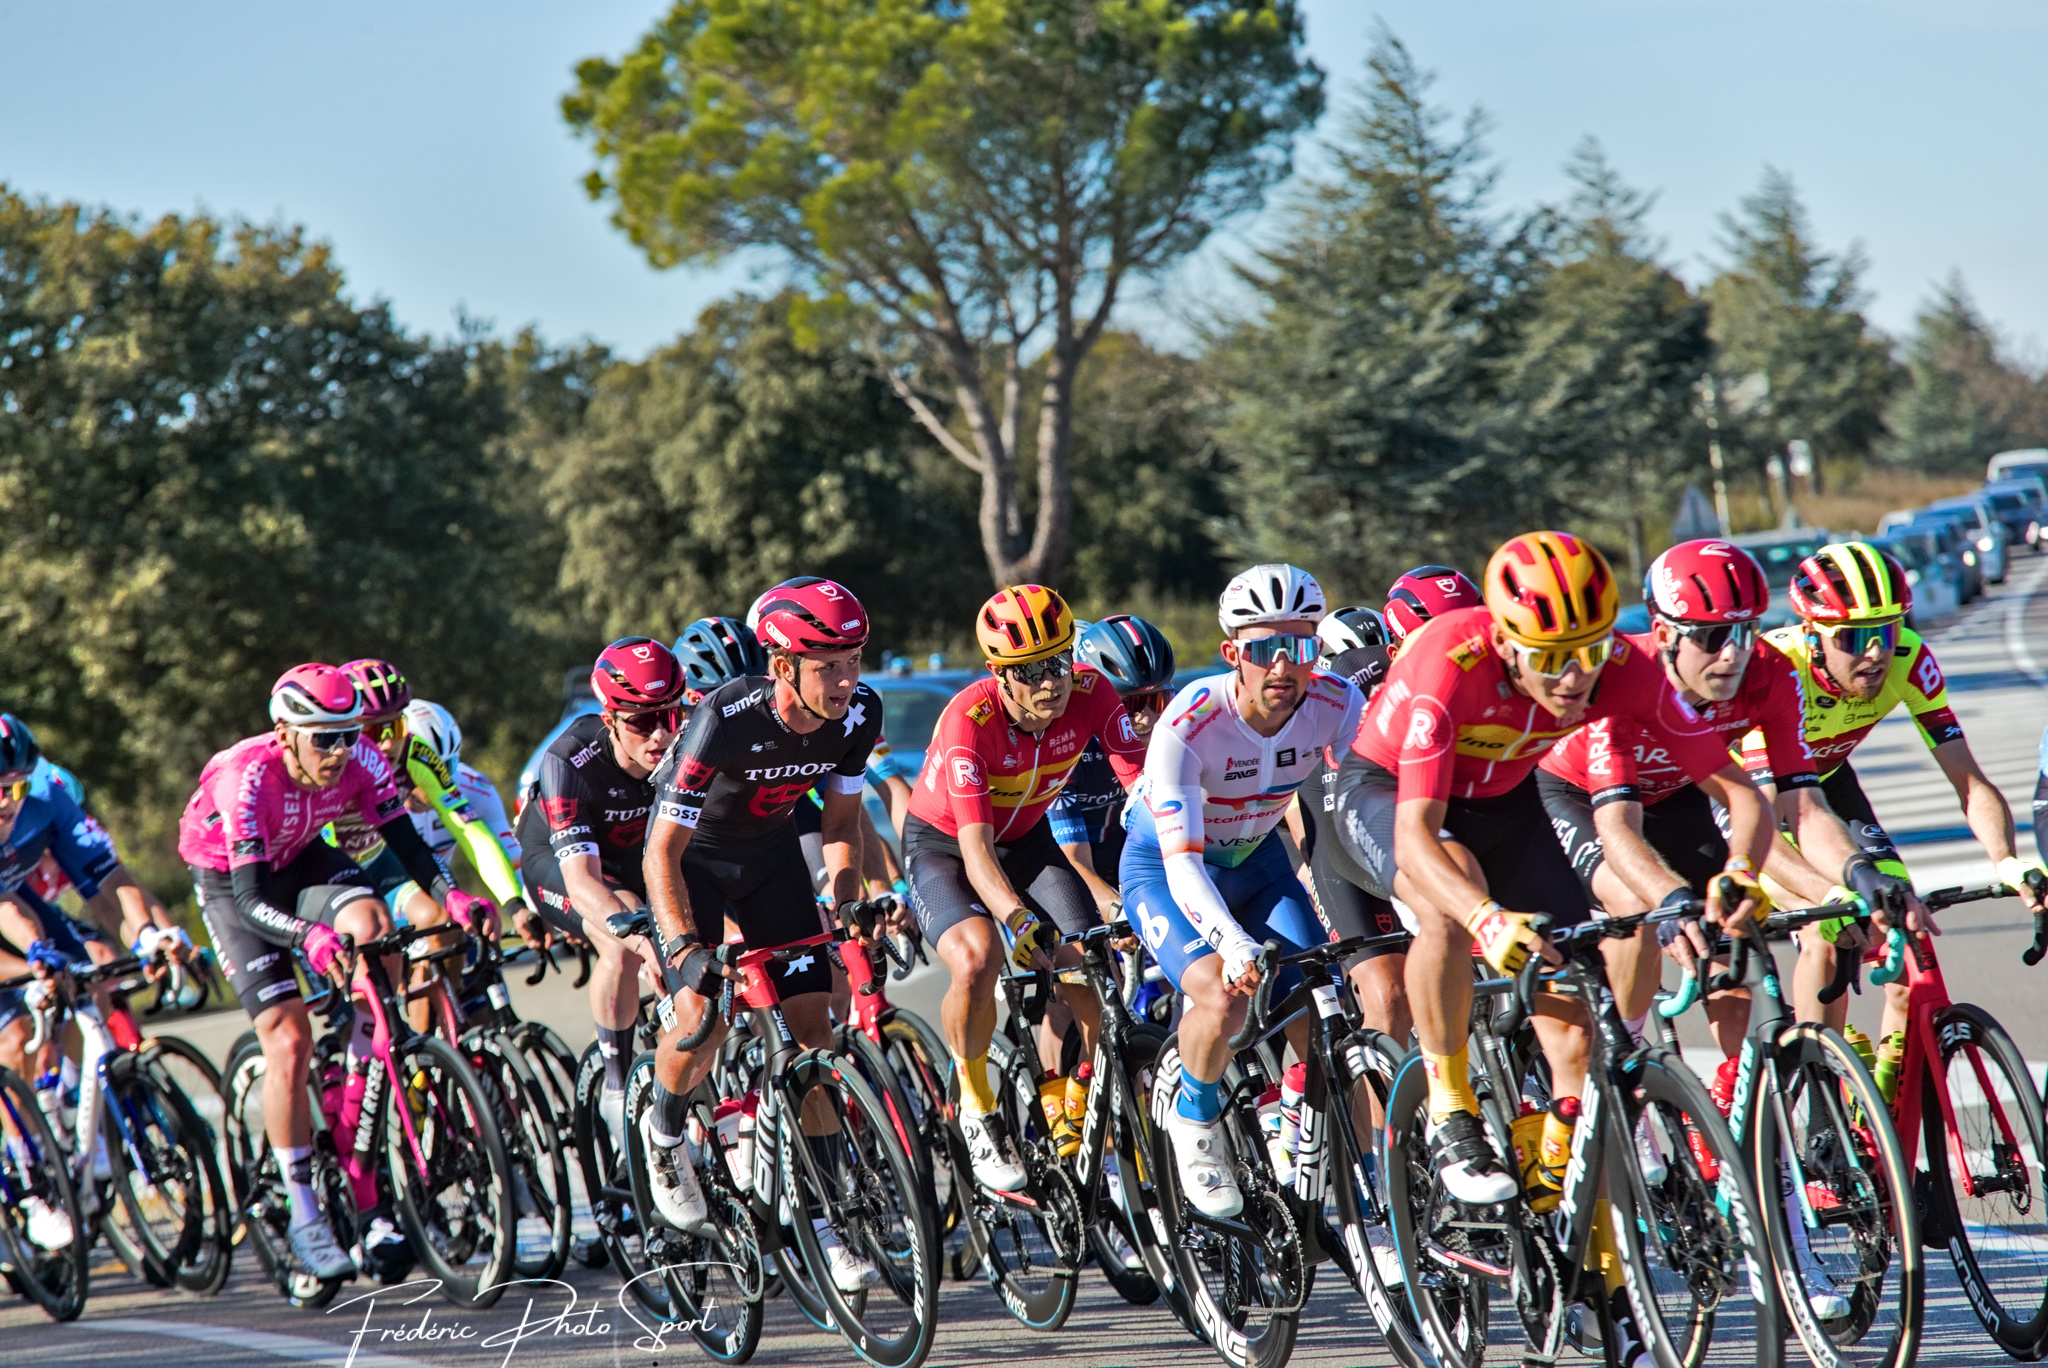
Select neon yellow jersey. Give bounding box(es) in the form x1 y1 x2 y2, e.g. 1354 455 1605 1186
325 733 523 907
1740 624 1965 781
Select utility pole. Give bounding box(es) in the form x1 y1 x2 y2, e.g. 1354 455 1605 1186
1700 375 1733 536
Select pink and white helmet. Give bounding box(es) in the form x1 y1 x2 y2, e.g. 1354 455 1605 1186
269 664 363 727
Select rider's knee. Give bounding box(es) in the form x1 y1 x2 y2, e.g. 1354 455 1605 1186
256 1004 312 1063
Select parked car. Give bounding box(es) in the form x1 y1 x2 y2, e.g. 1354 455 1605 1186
1900 509 1985 600
1925 492 2011 584
1987 448 2048 484
1985 477 2048 552
1727 528 1832 629
1880 529 1963 627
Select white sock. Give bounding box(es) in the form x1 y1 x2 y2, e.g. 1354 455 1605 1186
278 1145 321 1228
1624 1013 1648 1042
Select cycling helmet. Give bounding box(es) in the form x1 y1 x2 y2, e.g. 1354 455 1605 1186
753 577 870 653
1644 540 1769 624
0 715 40 783
269 664 363 727
590 637 687 711
1484 532 1618 647
402 700 462 769
1787 542 1912 624
1317 605 1390 657
1385 565 1482 642
1218 564 1327 634
1074 615 1176 694
341 658 411 717
977 585 1076 665
674 616 768 696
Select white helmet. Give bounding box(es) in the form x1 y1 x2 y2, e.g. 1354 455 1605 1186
1317 605 1390 658
403 699 462 769
1219 564 1327 634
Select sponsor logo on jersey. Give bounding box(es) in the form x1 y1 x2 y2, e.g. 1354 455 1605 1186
1222 754 1260 782
676 754 718 792
569 737 605 769
748 780 814 817
1448 635 1489 671
232 836 266 858
1276 747 1297 768
541 796 579 829
967 698 995 726
1911 646 1944 699
1074 672 1096 692
722 688 767 717
743 761 836 781
946 750 986 794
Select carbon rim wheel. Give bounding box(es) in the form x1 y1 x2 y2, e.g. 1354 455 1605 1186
385 1034 517 1308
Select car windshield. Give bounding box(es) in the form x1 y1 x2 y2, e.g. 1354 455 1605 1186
1746 538 1826 588
870 684 953 754
1884 535 1933 570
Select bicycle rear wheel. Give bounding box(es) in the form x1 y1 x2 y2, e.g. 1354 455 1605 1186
143 1034 234 1294
386 1034 517 1308
1756 1024 1920 1368
102 1049 230 1294
1612 1049 1780 1368
1326 1030 1435 1368
220 1033 348 1309
780 1049 939 1368
1919 1003 2048 1357
0 1065 88 1321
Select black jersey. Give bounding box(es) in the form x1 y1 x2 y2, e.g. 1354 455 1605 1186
517 714 654 896
652 676 885 855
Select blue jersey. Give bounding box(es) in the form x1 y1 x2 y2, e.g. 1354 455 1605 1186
0 758 119 898
1047 739 1123 847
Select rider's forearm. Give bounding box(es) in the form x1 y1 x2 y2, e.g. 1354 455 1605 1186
377 815 454 905
958 823 1025 919
1392 798 1489 920
856 804 893 886
1704 766 1775 873
1779 787 1863 890
1591 802 1687 907
1937 740 2019 865
819 792 865 909
643 821 697 947
444 803 526 906
1060 841 1118 907
228 861 315 949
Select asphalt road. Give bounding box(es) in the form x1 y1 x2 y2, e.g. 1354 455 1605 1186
14 564 2048 1368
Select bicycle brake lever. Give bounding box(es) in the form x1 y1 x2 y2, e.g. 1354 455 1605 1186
572 943 593 989
1868 926 1908 985
2024 870 2048 967
1817 929 1863 1005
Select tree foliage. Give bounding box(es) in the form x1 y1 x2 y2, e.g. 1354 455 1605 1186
1884 275 2048 474
563 0 1322 587
0 189 569 875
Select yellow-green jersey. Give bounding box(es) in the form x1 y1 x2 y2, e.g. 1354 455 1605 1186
1739 624 1965 782
327 734 524 907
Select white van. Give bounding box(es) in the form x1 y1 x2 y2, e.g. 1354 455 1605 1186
1986 448 2048 483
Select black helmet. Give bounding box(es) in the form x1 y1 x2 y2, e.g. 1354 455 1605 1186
674 617 768 697
0 715 40 783
1074 615 1176 695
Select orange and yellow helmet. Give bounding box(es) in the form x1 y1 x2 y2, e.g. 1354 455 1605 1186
977 585 1076 665
1484 532 1620 674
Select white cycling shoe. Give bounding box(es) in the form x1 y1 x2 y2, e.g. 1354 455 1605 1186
1366 1225 1404 1285
1427 1111 1519 1206
1796 1245 1851 1320
959 1109 1028 1193
290 1216 358 1280
815 1222 882 1292
24 1195 74 1249
642 1111 712 1231
1164 1109 1243 1219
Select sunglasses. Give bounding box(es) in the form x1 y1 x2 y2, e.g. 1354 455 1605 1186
1235 634 1321 668
0 779 28 803
1815 618 1900 657
365 716 407 743
1003 651 1074 687
300 726 361 754
1672 621 1758 657
1123 689 1170 714
1509 633 1616 680
610 706 684 737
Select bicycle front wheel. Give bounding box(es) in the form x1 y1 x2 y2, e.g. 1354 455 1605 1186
386 1034 517 1308
142 1034 235 1294
102 1048 230 1294
1756 1024 1921 1368
1920 1003 2048 1356
0 1065 89 1321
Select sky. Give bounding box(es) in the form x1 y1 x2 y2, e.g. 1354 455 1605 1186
3 0 2045 362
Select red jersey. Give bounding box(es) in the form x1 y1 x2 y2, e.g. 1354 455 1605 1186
1541 633 1817 805
909 667 1146 842
1352 606 1713 803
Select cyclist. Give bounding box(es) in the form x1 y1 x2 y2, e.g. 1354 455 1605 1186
400 699 538 947
1749 542 2044 1026
903 584 1146 1195
518 638 684 1156
1050 615 1178 910
1332 532 1766 1207
1123 564 1363 1218
641 579 887 1292
179 664 453 1280
1383 565 1484 652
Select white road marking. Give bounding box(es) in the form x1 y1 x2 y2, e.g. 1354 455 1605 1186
2005 557 2048 688
86 1318 433 1368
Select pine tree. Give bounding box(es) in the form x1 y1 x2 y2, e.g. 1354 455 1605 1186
1884 275 2048 474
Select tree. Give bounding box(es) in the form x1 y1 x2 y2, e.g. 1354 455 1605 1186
1884 274 2048 474
540 293 986 654
563 0 1323 587
0 190 561 879
1704 169 1902 495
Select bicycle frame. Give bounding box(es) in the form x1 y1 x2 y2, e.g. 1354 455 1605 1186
25 956 167 1205
332 926 465 1189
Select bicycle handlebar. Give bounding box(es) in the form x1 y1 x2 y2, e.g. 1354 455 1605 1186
1225 942 1282 1053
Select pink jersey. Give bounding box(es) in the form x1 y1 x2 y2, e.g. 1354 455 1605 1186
177 734 405 872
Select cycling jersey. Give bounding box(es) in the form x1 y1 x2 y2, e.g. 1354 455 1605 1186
328 733 521 905
907 668 1144 842
1352 606 1703 803
0 757 120 899
1046 740 1122 848
1741 624 1963 781
414 762 521 872
651 676 885 855
517 713 655 896
1539 670 1754 809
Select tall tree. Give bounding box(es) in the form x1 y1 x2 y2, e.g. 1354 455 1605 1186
1704 169 1902 495
563 0 1323 587
540 293 985 654
1884 274 2048 475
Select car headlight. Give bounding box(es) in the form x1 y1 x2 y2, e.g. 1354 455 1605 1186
1906 569 1921 585
1980 536 1996 552
1963 550 1977 566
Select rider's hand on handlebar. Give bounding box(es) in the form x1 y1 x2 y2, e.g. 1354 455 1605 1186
25 938 71 980
1845 852 1935 937
1997 857 2048 915
1463 899 1554 973
301 924 354 985
1005 907 1057 973
1220 939 1263 997
1706 866 1772 936
836 897 887 945
1654 887 1714 971
671 939 735 998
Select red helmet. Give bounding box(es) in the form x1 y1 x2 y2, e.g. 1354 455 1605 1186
752 577 869 653
269 664 362 727
591 637 686 711
1644 540 1770 625
1384 566 1482 642
340 658 411 716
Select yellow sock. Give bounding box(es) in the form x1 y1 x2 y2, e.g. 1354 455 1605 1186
959 1053 998 1115
1423 1044 1479 1123
1589 1199 1625 1294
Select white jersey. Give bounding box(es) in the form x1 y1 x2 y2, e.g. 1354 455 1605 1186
413 762 519 868
1130 669 1362 967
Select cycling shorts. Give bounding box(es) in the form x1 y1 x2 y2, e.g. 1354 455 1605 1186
522 840 634 941
678 827 832 1000
1818 763 1898 863
358 843 434 923
1121 830 1327 993
1536 772 1729 906
1298 780 1406 961
901 813 1098 947
1335 758 1592 929
193 842 381 1018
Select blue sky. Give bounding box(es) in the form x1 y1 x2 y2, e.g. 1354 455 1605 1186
4 0 2044 361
